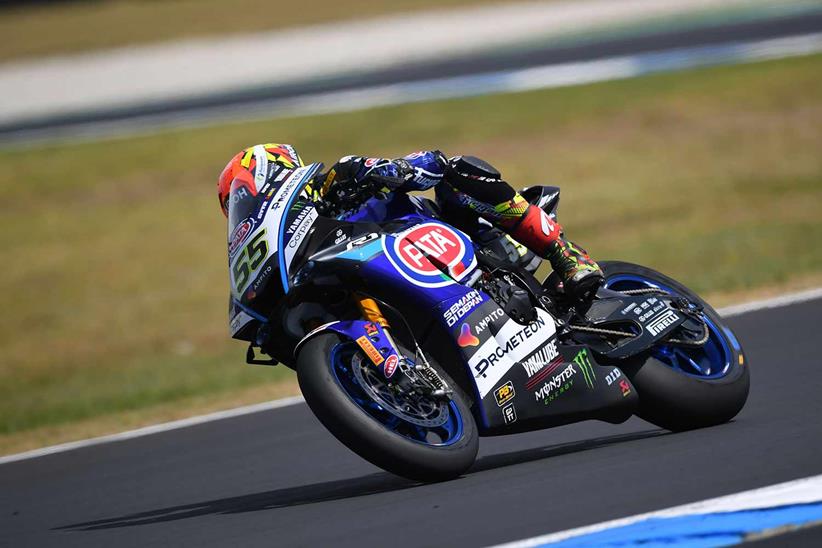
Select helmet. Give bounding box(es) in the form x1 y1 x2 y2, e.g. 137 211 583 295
217 143 303 217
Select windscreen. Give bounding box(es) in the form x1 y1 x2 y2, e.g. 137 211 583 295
226 163 322 302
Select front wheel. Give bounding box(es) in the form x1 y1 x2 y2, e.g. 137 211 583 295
297 334 479 482
600 261 750 432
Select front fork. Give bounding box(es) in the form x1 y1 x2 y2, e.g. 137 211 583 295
355 294 402 357
354 294 451 398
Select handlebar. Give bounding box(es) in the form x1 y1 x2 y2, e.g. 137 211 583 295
315 173 406 216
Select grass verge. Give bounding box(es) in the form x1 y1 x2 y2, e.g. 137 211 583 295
1 54 820 455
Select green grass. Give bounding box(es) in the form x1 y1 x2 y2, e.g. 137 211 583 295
0 0 523 62
1 54 821 452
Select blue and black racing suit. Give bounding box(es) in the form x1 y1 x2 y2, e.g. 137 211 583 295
314 149 603 300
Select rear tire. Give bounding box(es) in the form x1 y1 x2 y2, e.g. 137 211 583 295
297 333 479 482
600 261 750 432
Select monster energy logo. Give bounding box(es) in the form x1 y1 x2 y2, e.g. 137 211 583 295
573 348 596 389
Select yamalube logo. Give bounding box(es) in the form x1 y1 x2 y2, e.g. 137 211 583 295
384 222 476 288
521 339 559 378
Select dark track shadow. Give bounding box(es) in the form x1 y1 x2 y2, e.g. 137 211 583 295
56 472 416 531
56 429 664 531
471 428 667 473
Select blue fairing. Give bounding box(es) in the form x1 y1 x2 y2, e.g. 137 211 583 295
343 191 435 223
333 192 483 317
297 320 401 378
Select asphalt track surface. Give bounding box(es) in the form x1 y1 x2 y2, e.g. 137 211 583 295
2 11 821 145
2 297 822 547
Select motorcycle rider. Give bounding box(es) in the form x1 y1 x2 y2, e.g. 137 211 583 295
218 143 603 303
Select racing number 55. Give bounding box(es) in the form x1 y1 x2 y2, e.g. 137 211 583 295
233 230 268 292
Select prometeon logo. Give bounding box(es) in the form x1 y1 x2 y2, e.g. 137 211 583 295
474 316 546 379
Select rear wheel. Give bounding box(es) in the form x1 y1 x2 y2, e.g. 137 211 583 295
297 333 478 482
600 261 750 431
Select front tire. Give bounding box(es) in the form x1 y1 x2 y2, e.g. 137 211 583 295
600 261 750 432
297 333 479 482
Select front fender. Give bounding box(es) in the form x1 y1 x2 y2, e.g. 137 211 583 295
294 320 402 379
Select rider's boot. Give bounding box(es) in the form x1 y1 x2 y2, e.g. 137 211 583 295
508 204 604 303
443 155 604 303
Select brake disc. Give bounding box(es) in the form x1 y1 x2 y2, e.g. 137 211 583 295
351 354 448 428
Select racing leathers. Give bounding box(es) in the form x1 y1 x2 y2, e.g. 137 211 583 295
315 150 604 303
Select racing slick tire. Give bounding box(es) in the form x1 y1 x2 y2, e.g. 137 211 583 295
297 333 479 482
600 261 750 432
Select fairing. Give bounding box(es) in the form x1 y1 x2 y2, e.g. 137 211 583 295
228 179 639 434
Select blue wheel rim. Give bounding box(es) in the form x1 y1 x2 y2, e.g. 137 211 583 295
604 274 733 379
329 343 464 446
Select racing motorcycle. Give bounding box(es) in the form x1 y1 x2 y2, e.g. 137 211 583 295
226 162 749 482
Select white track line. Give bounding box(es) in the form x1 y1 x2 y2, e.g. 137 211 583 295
1 287 819 466
718 286 822 317
6 31 822 149
489 473 822 547
0 397 304 465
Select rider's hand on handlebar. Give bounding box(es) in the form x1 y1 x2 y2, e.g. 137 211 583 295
314 169 404 216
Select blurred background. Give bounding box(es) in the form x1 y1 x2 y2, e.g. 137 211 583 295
1 0 820 456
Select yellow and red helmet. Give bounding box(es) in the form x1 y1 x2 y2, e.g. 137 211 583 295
217 143 303 217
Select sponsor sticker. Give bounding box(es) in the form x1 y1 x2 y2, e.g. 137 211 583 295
384 354 399 378
364 322 379 337
457 323 480 347
383 222 476 288
474 307 505 334
334 228 348 245
411 168 442 189
534 363 576 403
474 316 547 380
572 348 597 389
521 339 559 378
619 379 632 397
356 335 384 366
229 310 255 336
397 225 461 273
503 403 517 424
443 290 484 327
494 381 516 407
246 263 273 299
539 208 557 237
470 309 557 398
252 144 269 192
228 219 254 258
228 186 250 211
646 310 680 336
282 206 317 273
605 368 622 386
